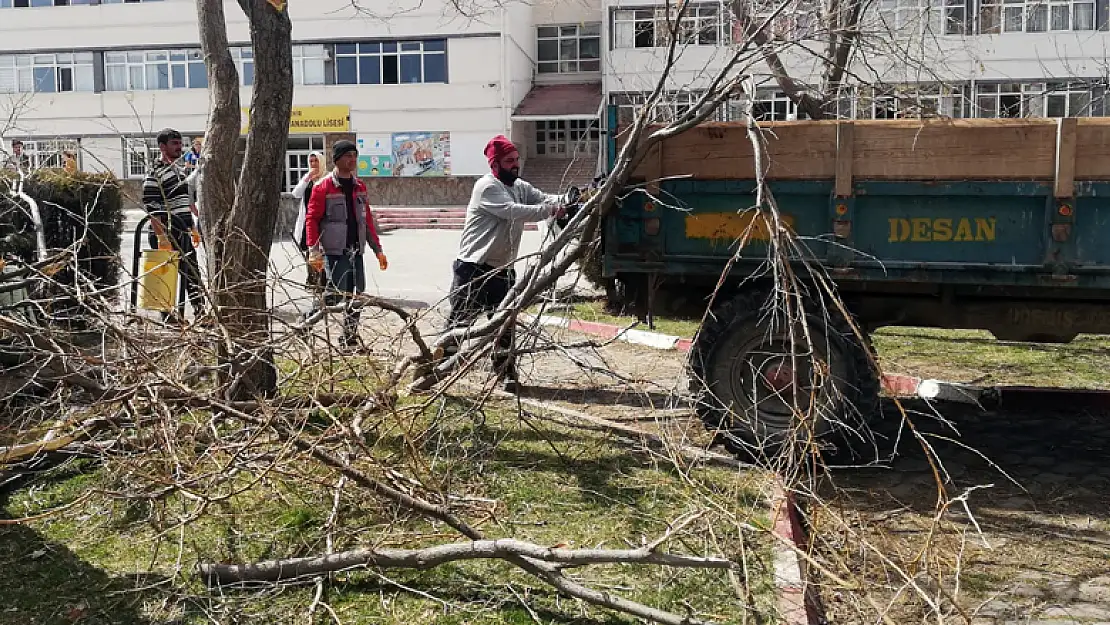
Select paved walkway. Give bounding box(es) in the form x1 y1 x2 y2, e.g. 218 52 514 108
119 221 575 318
824 400 1110 624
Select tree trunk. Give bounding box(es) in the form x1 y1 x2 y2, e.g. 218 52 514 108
197 0 293 399
196 0 241 301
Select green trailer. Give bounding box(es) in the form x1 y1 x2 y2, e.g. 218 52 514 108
601 108 1110 453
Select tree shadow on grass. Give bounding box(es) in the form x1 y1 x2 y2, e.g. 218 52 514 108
0 510 169 625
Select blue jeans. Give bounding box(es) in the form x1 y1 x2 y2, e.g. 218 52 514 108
324 252 365 339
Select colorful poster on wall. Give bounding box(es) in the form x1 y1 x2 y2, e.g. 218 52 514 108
356 135 394 177
390 132 451 177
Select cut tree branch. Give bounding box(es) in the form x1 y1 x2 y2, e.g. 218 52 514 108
198 538 736 584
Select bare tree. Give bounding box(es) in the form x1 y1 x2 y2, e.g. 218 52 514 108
196 0 293 398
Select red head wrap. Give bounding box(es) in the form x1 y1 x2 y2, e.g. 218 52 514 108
484 135 518 171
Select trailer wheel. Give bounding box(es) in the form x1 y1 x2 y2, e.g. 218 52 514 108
689 289 880 459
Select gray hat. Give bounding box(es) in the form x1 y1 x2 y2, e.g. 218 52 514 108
332 140 357 163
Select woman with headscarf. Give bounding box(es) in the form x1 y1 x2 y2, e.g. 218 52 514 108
438 135 568 392
292 151 326 316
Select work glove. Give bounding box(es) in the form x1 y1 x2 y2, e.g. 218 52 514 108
157 235 173 251
376 252 388 271
190 229 201 248
308 247 325 273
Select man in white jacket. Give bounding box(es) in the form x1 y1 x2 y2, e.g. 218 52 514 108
443 135 566 391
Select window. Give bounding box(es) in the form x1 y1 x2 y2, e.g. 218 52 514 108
975 82 1047 117
878 0 967 34
231 47 253 87
1 0 163 6
535 119 601 156
613 91 726 126
746 0 820 40
858 84 967 118
979 0 1093 32
1042 81 1101 116
976 81 1101 117
613 4 726 49
285 136 324 192
335 40 446 85
105 49 207 91
124 137 159 179
22 139 79 170
734 90 806 121
0 52 94 93
537 24 601 74
292 44 327 86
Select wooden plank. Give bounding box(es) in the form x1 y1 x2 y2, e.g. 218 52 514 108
617 118 1110 182
852 119 1056 180
1055 117 1079 198
647 138 664 194
1074 120 1110 179
835 121 854 197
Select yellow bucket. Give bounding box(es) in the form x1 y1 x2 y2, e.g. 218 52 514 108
139 249 180 312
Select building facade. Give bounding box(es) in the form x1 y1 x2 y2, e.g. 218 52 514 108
1 0 1108 204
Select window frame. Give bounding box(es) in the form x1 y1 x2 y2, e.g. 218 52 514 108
21 138 80 170
536 23 601 74
534 119 601 156
612 4 727 49
0 52 94 94
978 0 1095 32
333 39 447 86
104 48 207 92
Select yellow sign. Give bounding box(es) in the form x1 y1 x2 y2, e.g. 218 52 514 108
686 212 796 242
241 105 350 135
888 217 996 243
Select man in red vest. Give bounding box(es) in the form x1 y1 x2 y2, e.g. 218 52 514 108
305 140 389 348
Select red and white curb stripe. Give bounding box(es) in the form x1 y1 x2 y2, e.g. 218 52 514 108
770 481 824 625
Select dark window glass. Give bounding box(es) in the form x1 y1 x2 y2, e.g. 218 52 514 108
57 67 73 92
336 57 357 84
359 55 380 84
424 53 446 83
382 55 399 84
400 54 421 83
188 61 206 87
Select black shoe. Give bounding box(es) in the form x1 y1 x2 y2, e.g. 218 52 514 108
503 379 522 394
340 332 359 349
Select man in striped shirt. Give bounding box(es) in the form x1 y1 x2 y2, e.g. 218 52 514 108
143 128 205 321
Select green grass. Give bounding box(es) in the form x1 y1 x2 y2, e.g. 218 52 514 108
533 295 1110 388
532 299 702 339
872 327 1110 389
0 398 774 625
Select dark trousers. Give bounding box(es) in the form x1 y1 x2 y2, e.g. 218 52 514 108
324 251 365 340
445 260 516 376
148 219 204 318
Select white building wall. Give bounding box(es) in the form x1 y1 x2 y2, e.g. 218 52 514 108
6 0 1110 181
600 0 1110 97
533 0 603 25
0 0 514 178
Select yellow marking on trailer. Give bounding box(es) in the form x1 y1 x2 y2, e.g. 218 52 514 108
888 217 997 243
685 212 796 242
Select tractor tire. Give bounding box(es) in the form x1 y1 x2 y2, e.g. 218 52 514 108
689 289 880 460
